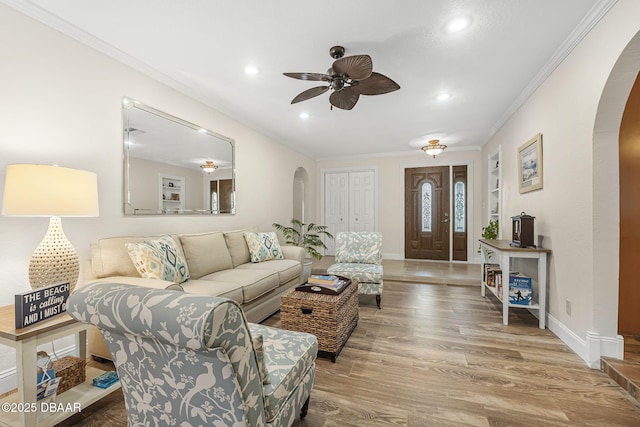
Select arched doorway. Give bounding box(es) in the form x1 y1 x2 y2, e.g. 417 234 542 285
592 30 640 353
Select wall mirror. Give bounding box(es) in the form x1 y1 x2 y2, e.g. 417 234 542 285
122 98 235 215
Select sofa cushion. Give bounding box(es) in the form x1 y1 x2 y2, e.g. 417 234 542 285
248 323 318 423
125 235 190 284
224 227 257 268
90 234 182 279
204 269 279 303
179 232 233 279
179 279 244 304
236 259 301 286
91 276 183 291
243 231 284 263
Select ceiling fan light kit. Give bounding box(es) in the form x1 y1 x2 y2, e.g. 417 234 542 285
421 139 447 158
284 45 400 110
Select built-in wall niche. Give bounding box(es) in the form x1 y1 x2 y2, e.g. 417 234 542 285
123 98 235 215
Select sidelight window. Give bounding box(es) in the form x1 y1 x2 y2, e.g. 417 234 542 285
421 182 432 232
454 181 465 232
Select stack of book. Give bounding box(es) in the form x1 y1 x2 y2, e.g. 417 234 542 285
296 275 351 295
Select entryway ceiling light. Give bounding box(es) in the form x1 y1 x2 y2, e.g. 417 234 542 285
421 139 447 158
200 161 218 174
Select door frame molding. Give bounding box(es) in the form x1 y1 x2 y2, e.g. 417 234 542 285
320 166 380 246
400 160 475 263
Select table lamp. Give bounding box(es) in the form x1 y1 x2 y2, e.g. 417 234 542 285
2 164 99 292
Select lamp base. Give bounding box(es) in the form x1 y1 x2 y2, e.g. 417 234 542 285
28 216 79 292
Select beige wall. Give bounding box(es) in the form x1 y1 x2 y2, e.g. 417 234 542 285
317 149 483 260
481 0 640 365
0 4 316 304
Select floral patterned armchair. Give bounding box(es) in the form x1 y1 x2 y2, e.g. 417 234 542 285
327 231 383 308
67 282 317 427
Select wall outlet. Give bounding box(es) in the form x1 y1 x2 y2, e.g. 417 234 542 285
566 299 571 316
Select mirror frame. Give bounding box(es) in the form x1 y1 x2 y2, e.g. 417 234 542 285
122 97 235 216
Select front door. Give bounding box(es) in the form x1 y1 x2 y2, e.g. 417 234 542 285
405 166 450 260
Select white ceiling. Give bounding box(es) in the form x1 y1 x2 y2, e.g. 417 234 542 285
7 0 608 159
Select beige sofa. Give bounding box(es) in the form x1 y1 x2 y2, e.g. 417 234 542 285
84 227 304 360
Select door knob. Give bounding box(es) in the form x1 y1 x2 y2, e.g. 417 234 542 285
442 219 449 223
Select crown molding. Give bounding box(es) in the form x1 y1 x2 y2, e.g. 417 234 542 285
486 0 618 142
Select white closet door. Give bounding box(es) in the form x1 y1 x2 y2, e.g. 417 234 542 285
323 170 376 255
324 172 349 255
349 171 375 232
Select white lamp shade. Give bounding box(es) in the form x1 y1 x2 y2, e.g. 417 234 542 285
2 164 99 217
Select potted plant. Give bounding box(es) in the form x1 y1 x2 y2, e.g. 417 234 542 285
273 219 334 280
478 219 499 255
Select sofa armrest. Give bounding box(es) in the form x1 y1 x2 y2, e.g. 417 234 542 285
281 245 304 264
87 276 184 291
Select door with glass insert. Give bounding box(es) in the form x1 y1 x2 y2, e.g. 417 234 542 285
404 165 467 261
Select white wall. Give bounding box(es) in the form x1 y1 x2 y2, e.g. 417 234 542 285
316 149 483 260
0 3 315 387
481 0 640 366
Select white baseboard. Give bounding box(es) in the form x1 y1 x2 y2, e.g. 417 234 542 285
547 313 624 369
382 252 403 260
0 345 77 395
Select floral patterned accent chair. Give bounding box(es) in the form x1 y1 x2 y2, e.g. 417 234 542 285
327 231 383 309
67 282 317 427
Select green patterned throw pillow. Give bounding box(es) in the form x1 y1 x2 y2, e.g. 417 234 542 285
126 235 190 283
243 231 284 263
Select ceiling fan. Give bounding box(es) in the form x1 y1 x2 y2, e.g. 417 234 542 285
283 46 400 110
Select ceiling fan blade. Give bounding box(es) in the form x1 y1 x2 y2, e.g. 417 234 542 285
332 55 373 81
291 86 330 104
354 72 401 95
283 72 331 81
329 87 360 110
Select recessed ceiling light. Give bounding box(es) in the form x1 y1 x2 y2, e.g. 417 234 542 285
447 17 470 32
244 65 260 75
436 93 452 101
299 112 309 119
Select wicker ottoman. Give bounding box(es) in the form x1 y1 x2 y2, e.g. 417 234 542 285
280 279 358 362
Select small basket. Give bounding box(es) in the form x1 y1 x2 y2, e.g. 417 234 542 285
52 356 86 394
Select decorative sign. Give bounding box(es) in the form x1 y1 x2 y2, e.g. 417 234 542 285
15 282 70 329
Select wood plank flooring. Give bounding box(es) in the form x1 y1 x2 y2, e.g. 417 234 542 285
62 279 640 426
268 281 640 426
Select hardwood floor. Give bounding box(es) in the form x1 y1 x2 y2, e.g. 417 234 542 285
60 261 640 426
264 281 640 426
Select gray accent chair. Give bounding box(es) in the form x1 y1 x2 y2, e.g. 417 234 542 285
327 231 384 308
67 282 317 427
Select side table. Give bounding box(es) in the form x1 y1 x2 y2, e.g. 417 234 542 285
479 239 551 329
0 304 121 427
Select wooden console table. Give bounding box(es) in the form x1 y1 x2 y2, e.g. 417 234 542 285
479 239 551 329
0 304 120 427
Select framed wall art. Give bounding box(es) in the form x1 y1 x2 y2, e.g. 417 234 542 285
518 133 543 193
